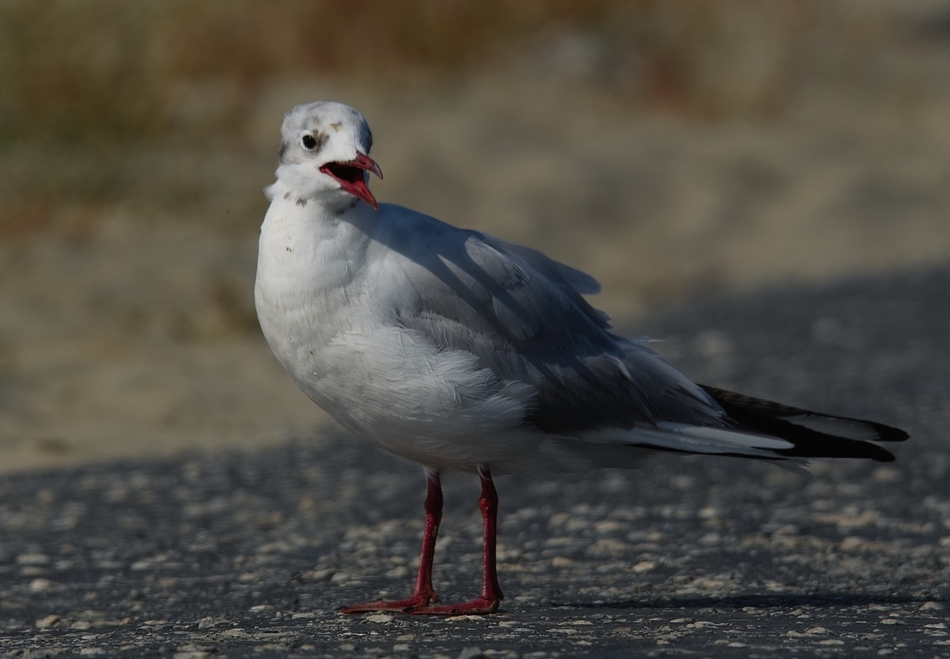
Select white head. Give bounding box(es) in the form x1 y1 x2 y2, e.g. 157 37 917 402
271 101 383 210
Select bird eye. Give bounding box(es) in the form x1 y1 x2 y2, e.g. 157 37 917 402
302 134 317 149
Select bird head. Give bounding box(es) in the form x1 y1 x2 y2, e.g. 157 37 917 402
275 101 383 210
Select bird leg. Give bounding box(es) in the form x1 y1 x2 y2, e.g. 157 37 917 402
406 465 503 615
341 466 504 615
340 469 443 613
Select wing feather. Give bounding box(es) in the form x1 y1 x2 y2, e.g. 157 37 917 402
374 212 725 435
369 206 905 464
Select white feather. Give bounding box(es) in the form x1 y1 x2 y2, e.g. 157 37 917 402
579 424 793 459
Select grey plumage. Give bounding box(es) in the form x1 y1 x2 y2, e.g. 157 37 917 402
256 100 907 478
376 213 729 436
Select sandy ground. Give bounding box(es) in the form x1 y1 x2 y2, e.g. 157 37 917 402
2 50 950 473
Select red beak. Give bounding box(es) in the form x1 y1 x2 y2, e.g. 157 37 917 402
319 152 384 210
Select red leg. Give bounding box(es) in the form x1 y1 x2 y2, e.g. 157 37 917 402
341 470 443 613
407 466 503 615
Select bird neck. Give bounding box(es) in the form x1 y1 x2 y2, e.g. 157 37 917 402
258 183 379 294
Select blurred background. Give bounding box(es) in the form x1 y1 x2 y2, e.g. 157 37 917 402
1 0 949 472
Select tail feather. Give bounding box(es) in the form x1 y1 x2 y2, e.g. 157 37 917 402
700 385 908 463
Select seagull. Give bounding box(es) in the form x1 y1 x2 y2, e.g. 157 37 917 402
254 101 909 615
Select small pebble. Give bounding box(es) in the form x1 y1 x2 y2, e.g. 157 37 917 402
364 614 393 623
35 615 60 629
29 578 53 592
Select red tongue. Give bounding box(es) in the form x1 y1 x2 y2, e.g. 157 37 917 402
320 153 383 210
343 177 378 210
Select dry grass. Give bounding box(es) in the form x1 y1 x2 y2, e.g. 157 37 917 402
0 0 833 145
0 0 941 258
0 0 850 240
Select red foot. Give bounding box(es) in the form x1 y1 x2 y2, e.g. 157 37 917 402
407 596 500 615
340 593 435 614
340 468 503 617
341 596 498 615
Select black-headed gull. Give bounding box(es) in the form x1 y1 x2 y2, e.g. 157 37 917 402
254 101 908 615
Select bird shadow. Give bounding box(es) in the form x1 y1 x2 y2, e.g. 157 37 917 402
552 593 946 610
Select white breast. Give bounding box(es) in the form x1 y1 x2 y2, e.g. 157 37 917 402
254 197 540 471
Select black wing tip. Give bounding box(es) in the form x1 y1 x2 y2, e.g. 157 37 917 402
874 449 897 463
865 421 910 443
700 384 908 462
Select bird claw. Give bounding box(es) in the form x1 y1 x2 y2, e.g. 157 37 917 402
341 595 499 616
406 597 500 615
340 592 436 614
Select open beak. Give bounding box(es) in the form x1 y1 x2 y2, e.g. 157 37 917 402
319 152 383 210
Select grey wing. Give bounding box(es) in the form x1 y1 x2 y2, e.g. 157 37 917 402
389 226 725 435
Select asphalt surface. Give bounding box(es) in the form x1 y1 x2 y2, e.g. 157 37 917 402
1 268 948 659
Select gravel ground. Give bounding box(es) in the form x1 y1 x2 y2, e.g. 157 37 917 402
1 269 948 659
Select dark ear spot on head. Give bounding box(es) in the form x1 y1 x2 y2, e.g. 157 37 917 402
367 131 373 153
278 140 289 161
